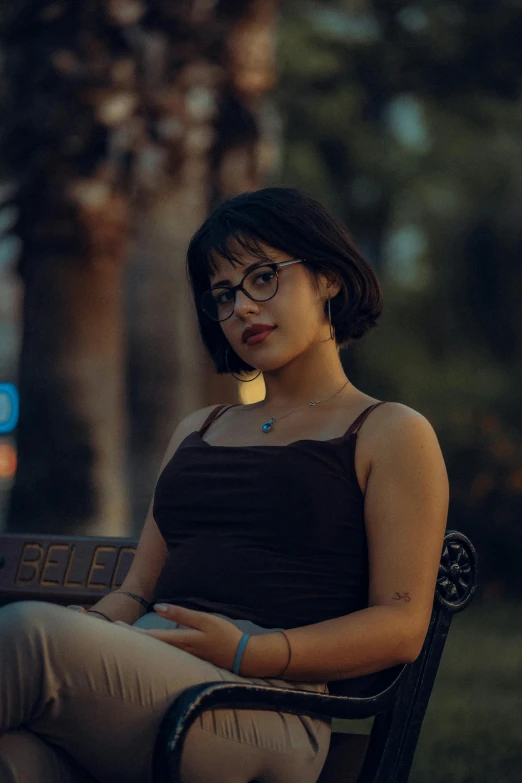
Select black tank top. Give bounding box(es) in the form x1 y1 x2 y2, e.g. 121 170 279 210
152 400 386 629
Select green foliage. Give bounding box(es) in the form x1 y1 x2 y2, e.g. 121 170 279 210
275 0 522 593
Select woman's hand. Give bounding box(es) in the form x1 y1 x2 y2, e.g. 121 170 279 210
115 604 244 672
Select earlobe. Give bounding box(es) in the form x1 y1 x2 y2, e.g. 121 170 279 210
317 272 340 298
325 272 342 298
327 281 341 299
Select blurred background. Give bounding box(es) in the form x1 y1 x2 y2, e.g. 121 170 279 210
0 1 521 780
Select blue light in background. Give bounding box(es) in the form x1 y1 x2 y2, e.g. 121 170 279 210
0 383 19 433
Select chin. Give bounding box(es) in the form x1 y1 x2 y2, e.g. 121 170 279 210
255 356 291 374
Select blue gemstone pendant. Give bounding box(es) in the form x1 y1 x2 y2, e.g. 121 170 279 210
261 418 275 432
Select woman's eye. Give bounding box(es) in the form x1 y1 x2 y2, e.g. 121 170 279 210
253 272 275 285
215 290 234 305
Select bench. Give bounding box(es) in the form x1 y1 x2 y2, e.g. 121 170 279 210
0 533 138 605
0 529 478 782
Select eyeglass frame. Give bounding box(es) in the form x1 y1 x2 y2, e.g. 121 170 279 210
201 258 306 322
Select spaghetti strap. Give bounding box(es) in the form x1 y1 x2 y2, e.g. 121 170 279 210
343 400 386 438
198 404 238 437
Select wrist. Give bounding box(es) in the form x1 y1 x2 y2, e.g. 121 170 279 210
239 632 291 678
88 591 149 624
112 590 152 611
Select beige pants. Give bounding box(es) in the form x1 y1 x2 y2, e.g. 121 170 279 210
0 601 331 783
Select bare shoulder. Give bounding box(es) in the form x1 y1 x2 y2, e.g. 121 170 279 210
357 400 444 467
159 404 225 470
368 401 435 434
177 404 225 434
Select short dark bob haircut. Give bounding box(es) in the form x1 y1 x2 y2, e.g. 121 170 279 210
187 187 383 376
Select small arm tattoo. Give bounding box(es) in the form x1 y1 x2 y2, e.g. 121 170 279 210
392 592 411 602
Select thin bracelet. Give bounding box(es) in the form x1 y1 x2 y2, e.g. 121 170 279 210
112 591 152 611
274 631 292 678
86 609 113 622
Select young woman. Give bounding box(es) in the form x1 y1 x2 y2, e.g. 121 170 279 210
0 188 449 783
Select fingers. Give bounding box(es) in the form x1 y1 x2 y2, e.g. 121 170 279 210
66 605 87 613
112 623 198 648
153 604 207 628
153 606 218 638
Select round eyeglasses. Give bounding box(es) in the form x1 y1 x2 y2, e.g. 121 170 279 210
201 259 305 322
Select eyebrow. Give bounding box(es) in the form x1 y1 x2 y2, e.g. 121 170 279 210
210 261 270 289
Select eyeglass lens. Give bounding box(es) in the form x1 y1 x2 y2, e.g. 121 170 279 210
202 265 278 321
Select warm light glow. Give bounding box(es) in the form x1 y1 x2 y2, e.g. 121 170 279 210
238 373 265 405
0 440 17 479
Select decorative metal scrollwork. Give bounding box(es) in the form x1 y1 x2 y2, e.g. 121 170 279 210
435 531 478 612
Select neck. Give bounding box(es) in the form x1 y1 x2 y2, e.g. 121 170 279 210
254 341 353 412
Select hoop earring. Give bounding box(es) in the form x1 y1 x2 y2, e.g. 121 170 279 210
328 298 335 341
225 346 262 382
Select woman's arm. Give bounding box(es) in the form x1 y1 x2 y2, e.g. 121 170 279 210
241 404 450 681
85 405 219 624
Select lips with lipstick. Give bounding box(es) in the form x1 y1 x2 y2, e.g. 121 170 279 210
242 324 276 346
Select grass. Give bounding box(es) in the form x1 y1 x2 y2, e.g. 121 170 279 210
408 599 522 783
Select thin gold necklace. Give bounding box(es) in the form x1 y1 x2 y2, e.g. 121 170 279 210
261 379 350 433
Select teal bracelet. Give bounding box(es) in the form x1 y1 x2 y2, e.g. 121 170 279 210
233 633 250 674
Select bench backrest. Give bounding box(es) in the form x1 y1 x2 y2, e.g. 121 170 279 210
0 533 138 607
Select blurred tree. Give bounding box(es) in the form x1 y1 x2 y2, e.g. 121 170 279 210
0 0 279 535
275 0 522 593
1 1 133 535
124 0 279 525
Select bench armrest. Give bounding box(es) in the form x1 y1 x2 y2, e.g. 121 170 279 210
152 671 407 783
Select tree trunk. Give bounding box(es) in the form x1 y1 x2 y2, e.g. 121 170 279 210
3 2 132 534
10 221 130 535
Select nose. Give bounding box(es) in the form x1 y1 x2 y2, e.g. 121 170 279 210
233 288 259 318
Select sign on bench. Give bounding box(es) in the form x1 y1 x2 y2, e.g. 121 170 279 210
0 534 138 606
